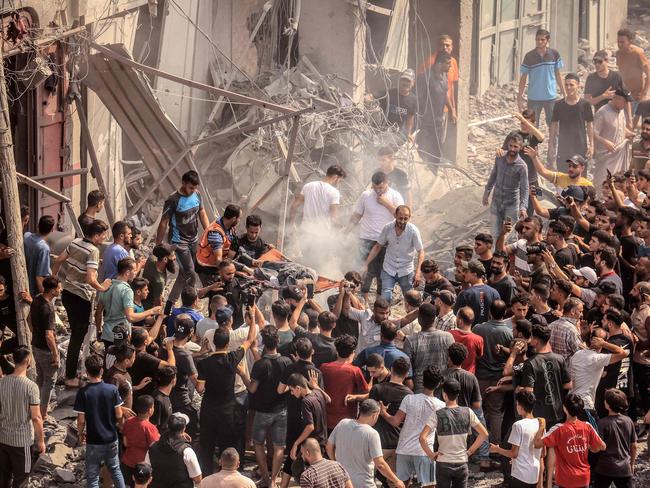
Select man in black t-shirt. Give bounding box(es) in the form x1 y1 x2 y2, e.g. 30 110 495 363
375 70 417 139
235 214 272 267
128 327 175 399
285 373 329 458
584 50 625 111
549 73 594 172
150 366 176 435
519 324 571 426
239 326 291 488
377 146 412 208
196 316 256 475
369 357 412 474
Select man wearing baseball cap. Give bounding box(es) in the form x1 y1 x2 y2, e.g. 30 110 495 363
548 73 594 173
368 68 416 140
592 86 636 187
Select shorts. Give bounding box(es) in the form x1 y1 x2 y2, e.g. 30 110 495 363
396 454 435 484
252 408 287 446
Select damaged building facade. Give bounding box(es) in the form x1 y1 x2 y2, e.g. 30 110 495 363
3 0 630 245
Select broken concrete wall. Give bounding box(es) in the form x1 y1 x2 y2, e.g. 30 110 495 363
299 0 367 103
604 0 628 46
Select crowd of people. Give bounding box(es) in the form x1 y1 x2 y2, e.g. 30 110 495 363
2 24 650 488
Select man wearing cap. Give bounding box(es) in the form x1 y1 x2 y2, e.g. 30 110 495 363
483 132 529 238
549 73 594 173
375 69 417 140
433 290 457 332
592 88 636 188
454 260 501 325
529 148 593 189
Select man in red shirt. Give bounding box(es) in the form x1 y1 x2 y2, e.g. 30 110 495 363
534 393 605 488
320 335 370 430
449 307 484 373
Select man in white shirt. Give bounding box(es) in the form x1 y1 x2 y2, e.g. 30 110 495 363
349 171 404 301
289 164 346 227
363 206 424 302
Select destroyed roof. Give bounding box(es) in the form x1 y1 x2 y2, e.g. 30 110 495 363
83 43 195 200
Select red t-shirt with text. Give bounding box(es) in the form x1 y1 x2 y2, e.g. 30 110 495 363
542 420 602 488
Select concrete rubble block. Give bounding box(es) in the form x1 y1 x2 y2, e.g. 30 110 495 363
54 468 76 483
53 388 77 409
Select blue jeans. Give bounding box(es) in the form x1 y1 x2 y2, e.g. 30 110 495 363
471 408 490 461
86 441 125 488
396 454 435 483
527 99 556 128
489 201 520 242
380 270 413 302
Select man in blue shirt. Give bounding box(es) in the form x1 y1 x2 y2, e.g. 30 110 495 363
24 215 55 295
156 170 210 312
166 286 204 337
355 322 412 375
101 221 131 280
518 28 565 128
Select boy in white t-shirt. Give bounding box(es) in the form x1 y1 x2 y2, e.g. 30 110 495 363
490 391 543 488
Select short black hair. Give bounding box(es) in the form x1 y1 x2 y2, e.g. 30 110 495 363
87 189 105 207
117 257 136 275
223 204 241 220
515 390 536 413
597 247 617 269
564 393 585 417
86 219 109 237
605 308 624 326
391 357 410 377
511 293 530 307
604 388 628 413
157 366 177 387
334 335 357 358
42 276 60 292
418 303 437 328
131 277 149 293
115 344 136 362
380 321 398 341
181 287 198 307
442 378 461 400
294 337 313 359
317 311 337 332
85 354 104 377
371 171 387 185
131 328 148 348
261 325 280 350
423 366 443 391
112 220 130 239
246 214 262 227
326 164 347 178
617 28 635 41
447 342 468 366
373 297 390 310
531 323 551 344
181 170 200 185
474 232 493 245
536 28 550 38
272 300 291 320
366 353 384 369
212 328 231 349
38 215 55 235
12 345 31 365
286 373 308 388
514 319 532 339
135 395 154 415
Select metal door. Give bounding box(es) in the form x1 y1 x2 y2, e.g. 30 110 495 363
33 42 70 224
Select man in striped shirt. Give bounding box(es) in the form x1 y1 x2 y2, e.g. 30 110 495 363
52 219 111 388
300 438 351 488
0 346 44 488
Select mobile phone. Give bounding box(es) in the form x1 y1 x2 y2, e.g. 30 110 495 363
306 283 315 299
247 293 256 307
606 168 612 179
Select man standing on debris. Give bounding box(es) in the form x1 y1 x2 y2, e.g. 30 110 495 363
195 204 241 288
616 28 650 106
349 171 404 302
584 50 626 112
483 132 529 239
52 219 111 388
417 51 453 171
373 69 417 141
377 146 412 208
518 28 565 128
156 170 210 314
0 346 44 488
101 221 132 281
289 164 346 229
549 73 594 173
592 88 636 188
362 205 424 302
78 190 106 236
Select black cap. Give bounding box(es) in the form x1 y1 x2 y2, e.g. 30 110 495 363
593 281 618 295
614 87 633 101
215 305 234 326
561 185 587 202
112 323 129 346
566 155 587 167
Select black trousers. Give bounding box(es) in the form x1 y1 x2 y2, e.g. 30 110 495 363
62 290 92 380
592 473 633 488
198 401 245 476
0 336 18 375
0 443 32 488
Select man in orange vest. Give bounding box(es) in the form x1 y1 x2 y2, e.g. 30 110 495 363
196 204 242 288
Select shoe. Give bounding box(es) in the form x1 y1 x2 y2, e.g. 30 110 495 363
479 460 501 472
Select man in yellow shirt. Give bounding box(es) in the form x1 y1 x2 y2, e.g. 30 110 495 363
526 147 593 189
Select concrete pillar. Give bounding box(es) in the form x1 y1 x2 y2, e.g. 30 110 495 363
299 0 366 102
455 0 473 168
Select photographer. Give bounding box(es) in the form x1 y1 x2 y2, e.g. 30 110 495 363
518 243 553 292
210 259 261 329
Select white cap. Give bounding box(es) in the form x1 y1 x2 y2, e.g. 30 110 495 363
400 68 415 81
172 412 190 425
571 267 597 285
